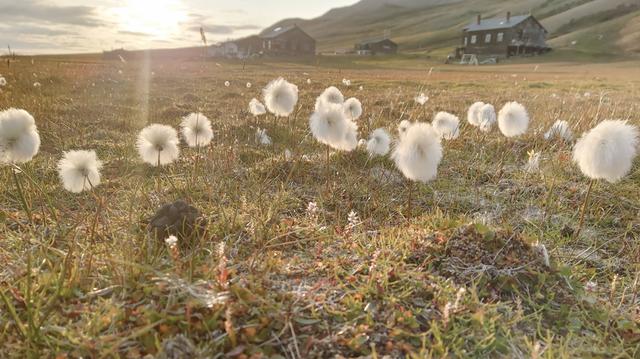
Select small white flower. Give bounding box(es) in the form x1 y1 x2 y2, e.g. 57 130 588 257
414 93 429 106
524 150 541 173
224 81 230 87
0 76 7 86
165 235 178 247
255 128 272 146
246 82 252 88
306 201 318 217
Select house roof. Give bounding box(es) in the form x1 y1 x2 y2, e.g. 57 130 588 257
357 38 396 46
261 25 297 39
464 15 530 32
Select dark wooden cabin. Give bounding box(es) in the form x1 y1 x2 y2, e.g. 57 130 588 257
259 25 316 56
355 38 398 55
457 12 551 58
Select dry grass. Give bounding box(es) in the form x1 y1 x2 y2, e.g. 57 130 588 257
0 56 639 358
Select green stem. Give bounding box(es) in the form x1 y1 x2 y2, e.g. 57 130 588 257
11 166 32 225
575 179 595 239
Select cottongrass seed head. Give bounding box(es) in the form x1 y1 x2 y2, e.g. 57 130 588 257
432 112 460 140
397 120 413 140
315 86 344 111
498 102 529 137
249 98 267 116
467 101 485 126
336 120 359 152
0 108 40 163
392 123 443 183
544 120 573 141
572 120 639 183
367 128 391 156
343 97 363 120
180 113 213 148
414 93 429 106
57 150 102 193
309 103 348 149
263 77 298 117
255 128 272 146
478 103 496 133
136 124 180 166
0 76 7 87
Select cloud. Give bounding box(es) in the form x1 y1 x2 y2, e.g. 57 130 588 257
0 0 103 27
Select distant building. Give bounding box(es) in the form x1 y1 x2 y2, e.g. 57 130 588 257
260 25 316 56
355 38 398 55
457 12 551 58
212 25 315 58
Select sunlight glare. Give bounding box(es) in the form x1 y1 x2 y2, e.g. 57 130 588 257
112 0 188 39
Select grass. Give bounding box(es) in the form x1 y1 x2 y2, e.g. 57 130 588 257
1 56 639 358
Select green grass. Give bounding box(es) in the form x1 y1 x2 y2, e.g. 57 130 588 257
0 57 639 358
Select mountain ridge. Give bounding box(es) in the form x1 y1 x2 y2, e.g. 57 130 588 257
261 0 640 56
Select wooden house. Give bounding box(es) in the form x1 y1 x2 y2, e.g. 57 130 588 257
355 38 398 55
259 25 316 56
458 12 551 58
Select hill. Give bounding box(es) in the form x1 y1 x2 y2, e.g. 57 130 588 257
264 0 640 56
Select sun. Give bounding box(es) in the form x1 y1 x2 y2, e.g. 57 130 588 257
112 0 188 39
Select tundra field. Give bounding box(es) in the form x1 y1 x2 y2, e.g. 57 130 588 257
1 57 640 358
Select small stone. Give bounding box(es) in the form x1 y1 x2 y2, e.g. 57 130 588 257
147 200 206 244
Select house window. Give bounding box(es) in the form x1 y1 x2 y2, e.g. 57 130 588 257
497 32 504 42
470 35 477 44
485 34 492 43
464 37 468 46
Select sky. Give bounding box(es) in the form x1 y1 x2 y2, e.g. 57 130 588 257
0 0 358 54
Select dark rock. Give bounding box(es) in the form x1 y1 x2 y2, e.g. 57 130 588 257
147 200 206 243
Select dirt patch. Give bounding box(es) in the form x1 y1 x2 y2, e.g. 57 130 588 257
410 224 574 302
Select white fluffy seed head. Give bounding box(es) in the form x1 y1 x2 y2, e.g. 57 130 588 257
467 102 485 126
432 112 460 140
572 120 639 183
336 120 359 152
392 122 443 183
180 113 213 148
397 120 413 140
255 128 272 146
544 120 573 141
478 104 496 133
0 76 6 86
414 93 429 106
498 102 529 137
249 98 266 116
262 77 298 117
367 128 391 156
136 124 180 166
0 108 41 163
315 86 344 111
57 150 102 193
343 97 363 120
309 103 349 149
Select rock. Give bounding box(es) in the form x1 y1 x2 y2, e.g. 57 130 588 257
147 200 206 243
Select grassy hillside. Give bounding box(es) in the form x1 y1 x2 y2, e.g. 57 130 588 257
266 0 640 56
